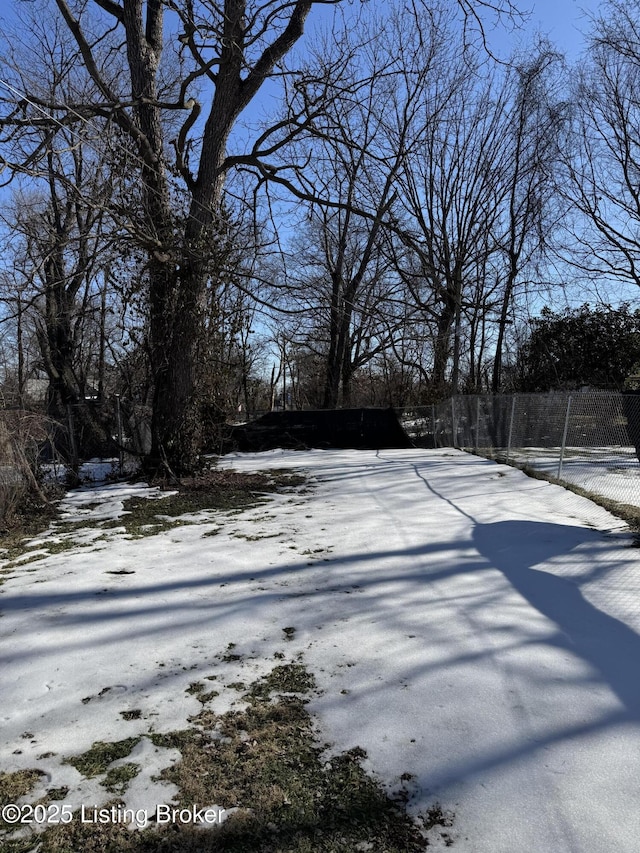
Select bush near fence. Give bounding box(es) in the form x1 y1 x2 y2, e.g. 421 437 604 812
0 395 133 529
0 408 53 528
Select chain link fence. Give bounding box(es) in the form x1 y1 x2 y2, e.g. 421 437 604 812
397 392 640 512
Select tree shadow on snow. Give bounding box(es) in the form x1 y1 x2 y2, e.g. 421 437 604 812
472 519 640 717
408 455 640 717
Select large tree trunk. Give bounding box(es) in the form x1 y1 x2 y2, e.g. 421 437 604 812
41 276 80 415
147 263 191 474
341 344 354 408
144 155 229 473
432 290 456 392
147 249 211 475
48 0 317 475
323 304 354 409
123 0 221 475
323 271 359 409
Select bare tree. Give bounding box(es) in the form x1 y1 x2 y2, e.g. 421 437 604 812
268 3 459 408
1 0 346 473
393 54 511 395
390 38 565 397
563 0 640 292
490 46 566 391
0 0 531 466
0 144 123 470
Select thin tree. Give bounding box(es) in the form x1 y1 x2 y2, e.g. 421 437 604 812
490 46 566 392
272 3 455 408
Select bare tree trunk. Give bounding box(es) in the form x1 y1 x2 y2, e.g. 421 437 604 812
432 293 456 391
98 278 107 402
341 327 354 408
16 290 25 410
323 273 344 409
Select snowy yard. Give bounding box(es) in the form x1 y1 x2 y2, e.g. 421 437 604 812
2 448 640 851
507 445 640 509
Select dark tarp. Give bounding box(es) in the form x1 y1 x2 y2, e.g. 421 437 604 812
225 408 413 452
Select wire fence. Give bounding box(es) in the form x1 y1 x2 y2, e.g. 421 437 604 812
397 392 640 512
6 392 636 526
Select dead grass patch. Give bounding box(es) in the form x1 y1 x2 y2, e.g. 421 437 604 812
63 737 142 778
102 469 309 539
3 663 439 852
0 769 45 805
102 763 141 795
0 500 60 567
158 663 430 852
0 467 310 564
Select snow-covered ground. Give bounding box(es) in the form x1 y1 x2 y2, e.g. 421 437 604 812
2 448 640 851
507 446 640 508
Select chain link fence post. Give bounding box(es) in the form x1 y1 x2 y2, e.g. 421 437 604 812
506 396 516 463
431 404 437 448
557 395 573 480
451 397 457 448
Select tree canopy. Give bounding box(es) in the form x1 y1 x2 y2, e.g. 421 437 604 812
516 304 640 391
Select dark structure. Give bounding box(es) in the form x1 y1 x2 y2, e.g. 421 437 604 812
622 391 640 463
225 408 413 453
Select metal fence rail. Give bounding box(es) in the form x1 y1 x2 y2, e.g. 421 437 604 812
397 392 640 511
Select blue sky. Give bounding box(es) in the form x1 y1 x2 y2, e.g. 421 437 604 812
503 0 597 56
0 0 628 313
298 0 601 63
528 0 598 52
0 0 601 116
0 0 601 62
